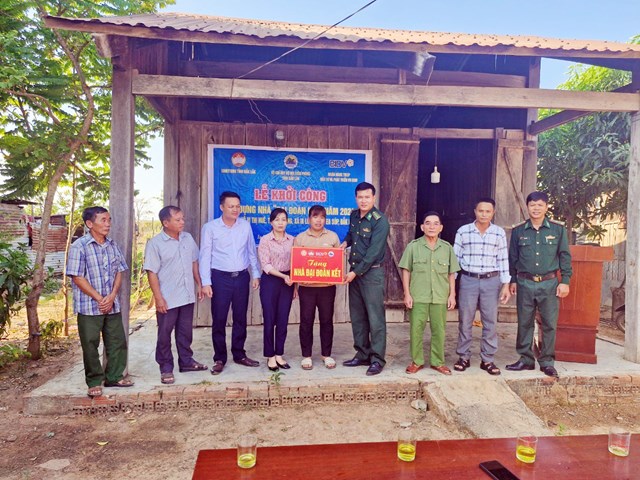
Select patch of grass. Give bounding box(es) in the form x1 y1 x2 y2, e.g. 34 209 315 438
556 423 567 436
269 371 285 386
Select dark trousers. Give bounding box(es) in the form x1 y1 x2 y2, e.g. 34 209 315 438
348 267 387 366
260 274 294 357
516 277 559 367
156 303 195 374
77 312 127 388
298 285 336 357
211 269 250 364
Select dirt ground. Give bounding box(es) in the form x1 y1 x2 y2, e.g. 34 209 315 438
0 317 633 480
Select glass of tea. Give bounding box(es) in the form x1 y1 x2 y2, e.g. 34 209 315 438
237 434 257 469
397 428 417 462
516 433 538 464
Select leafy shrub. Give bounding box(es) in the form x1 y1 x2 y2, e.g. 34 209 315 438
0 242 32 337
0 343 31 369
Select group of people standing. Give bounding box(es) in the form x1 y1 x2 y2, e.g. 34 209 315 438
399 192 572 379
66 183 571 398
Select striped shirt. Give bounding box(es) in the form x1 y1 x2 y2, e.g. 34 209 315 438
66 233 128 315
199 217 260 286
143 230 199 310
453 222 510 284
258 232 294 275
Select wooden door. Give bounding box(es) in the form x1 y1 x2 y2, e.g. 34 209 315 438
493 129 536 231
378 134 420 308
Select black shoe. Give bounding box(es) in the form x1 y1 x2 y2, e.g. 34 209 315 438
268 364 279 372
343 357 371 367
505 360 535 371
540 365 559 378
366 362 383 376
276 361 291 369
234 357 260 367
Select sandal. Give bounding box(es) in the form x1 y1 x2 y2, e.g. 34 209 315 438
160 372 175 384
454 358 471 372
179 362 207 372
104 377 134 388
480 361 501 375
87 386 102 398
323 357 336 369
301 357 313 370
430 365 452 375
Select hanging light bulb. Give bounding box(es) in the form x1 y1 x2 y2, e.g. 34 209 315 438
431 130 440 184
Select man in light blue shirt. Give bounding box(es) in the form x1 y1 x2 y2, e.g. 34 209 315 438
200 191 261 375
453 198 511 375
144 206 207 385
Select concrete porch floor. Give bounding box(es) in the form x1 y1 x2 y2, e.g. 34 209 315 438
23 315 639 416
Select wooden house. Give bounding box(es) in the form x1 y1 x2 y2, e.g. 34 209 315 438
44 14 640 361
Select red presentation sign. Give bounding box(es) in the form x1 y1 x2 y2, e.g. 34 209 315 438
290 247 345 284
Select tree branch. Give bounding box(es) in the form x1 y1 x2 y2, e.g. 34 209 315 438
2 88 61 125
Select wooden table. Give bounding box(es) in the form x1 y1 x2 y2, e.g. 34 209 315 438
193 435 638 479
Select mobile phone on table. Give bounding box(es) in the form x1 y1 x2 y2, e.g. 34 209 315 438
479 460 520 480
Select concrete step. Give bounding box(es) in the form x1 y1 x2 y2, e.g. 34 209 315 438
424 376 550 437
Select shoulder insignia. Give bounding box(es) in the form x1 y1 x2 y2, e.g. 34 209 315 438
549 218 565 226
371 211 382 220
511 220 526 228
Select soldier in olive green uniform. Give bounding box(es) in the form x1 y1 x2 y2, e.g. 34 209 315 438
341 182 390 376
506 192 572 378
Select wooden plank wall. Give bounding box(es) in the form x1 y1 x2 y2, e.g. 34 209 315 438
173 121 394 326
164 121 527 326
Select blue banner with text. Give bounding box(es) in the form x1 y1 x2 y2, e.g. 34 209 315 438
209 146 371 243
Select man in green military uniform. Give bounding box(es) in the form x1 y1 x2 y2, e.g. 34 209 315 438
400 211 460 375
506 191 572 378
341 182 390 376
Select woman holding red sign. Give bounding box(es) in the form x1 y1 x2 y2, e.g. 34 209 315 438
258 208 295 372
293 205 341 370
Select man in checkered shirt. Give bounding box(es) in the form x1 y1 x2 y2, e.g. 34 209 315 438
453 198 511 376
66 206 132 397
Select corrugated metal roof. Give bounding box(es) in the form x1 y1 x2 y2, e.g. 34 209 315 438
48 12 640 56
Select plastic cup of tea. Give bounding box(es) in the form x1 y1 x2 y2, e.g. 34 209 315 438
516 433 538 463
397 428 417 462
608 426 631 457
237 434 257 468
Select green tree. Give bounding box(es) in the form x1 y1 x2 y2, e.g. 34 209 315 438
0 0 172 358
537 39 637 242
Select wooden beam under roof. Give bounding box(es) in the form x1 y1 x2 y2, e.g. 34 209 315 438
43 16 640 62
131 74 640 112
180 61 527 88
529 82 640 135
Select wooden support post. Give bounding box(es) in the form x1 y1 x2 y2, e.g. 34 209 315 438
109 40 135 369
523 57 540 194
625 110 640 363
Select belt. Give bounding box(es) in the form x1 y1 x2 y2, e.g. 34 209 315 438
460 270 499 280
517 271 557 282
212 268 247 278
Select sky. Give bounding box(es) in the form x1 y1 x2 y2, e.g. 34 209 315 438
138 0 640 216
